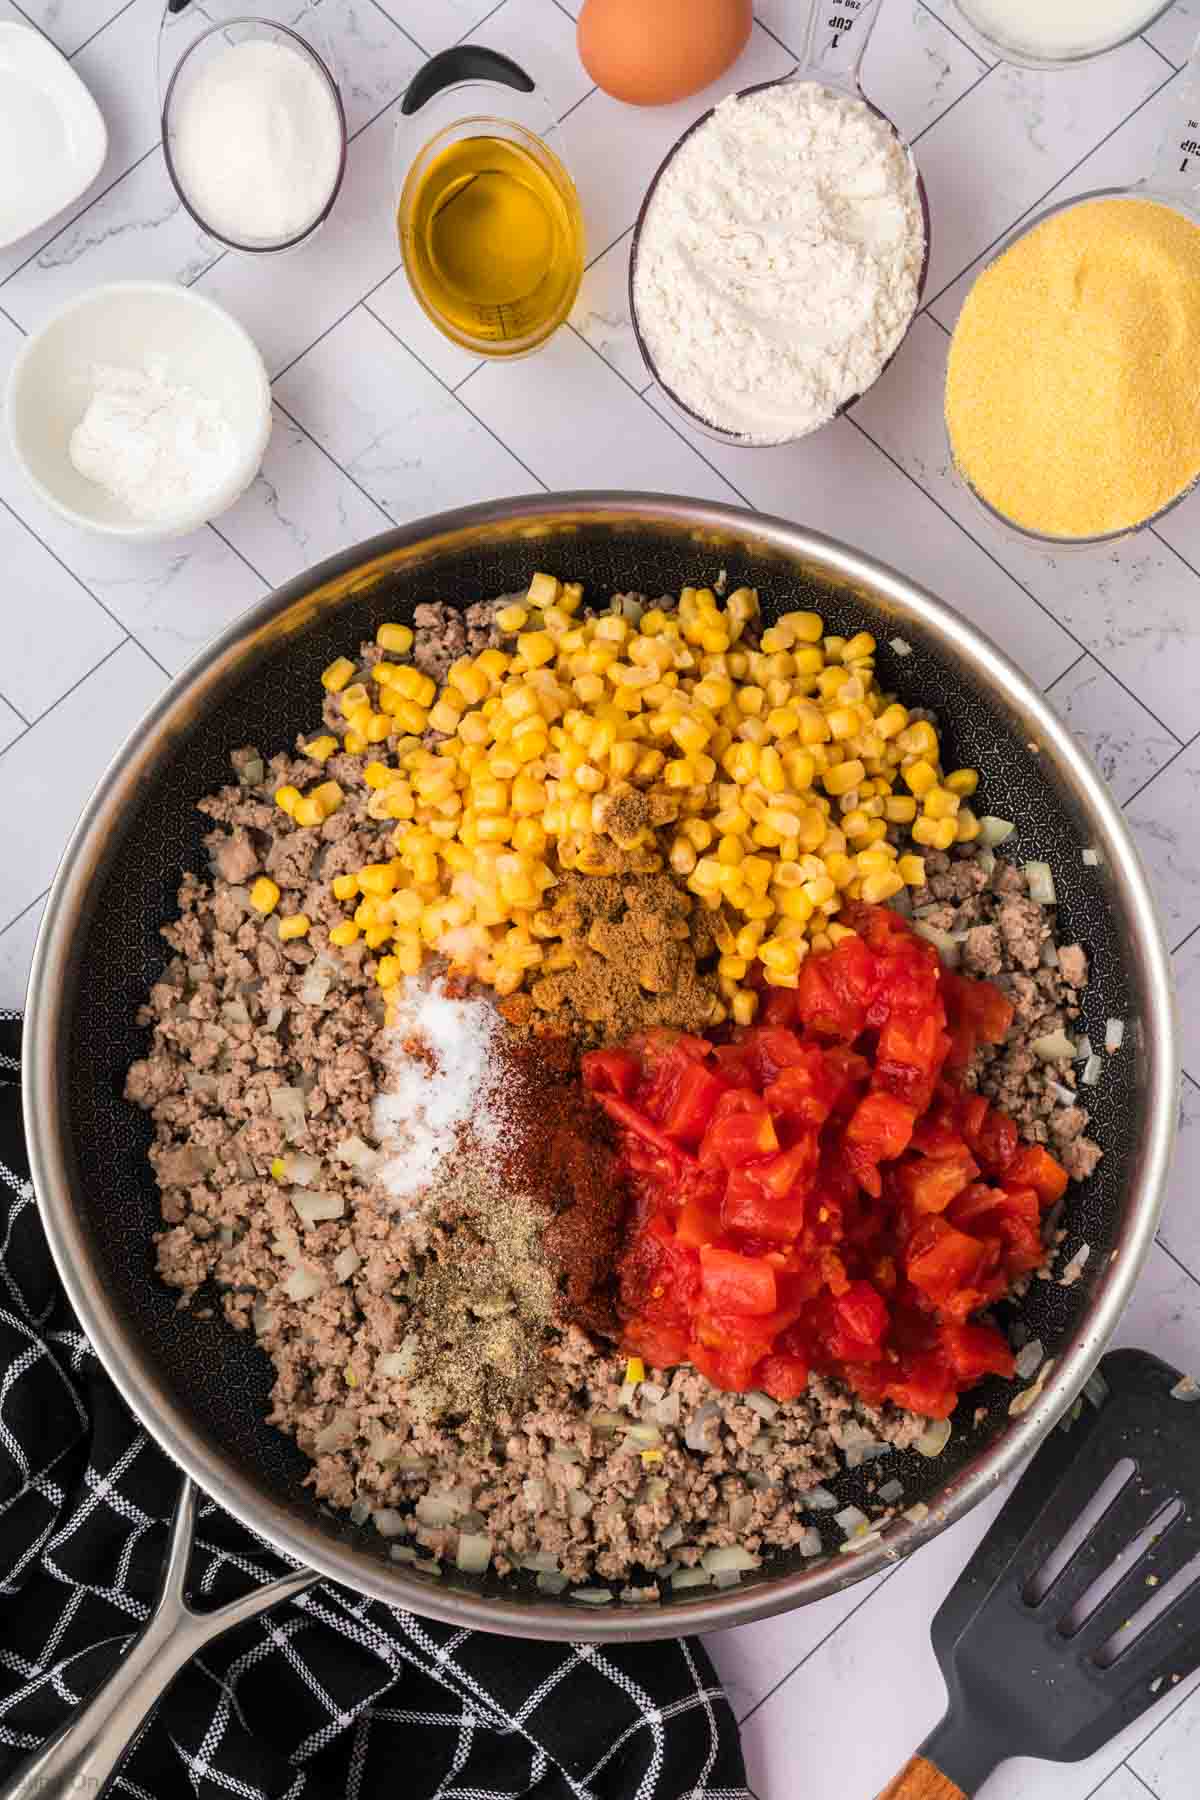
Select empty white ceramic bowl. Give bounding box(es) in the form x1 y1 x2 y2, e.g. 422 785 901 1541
5 280 272 542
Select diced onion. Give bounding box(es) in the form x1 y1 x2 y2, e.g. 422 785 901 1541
335 1135 382 1173
1082 847 1100 867
640 1381 665 1405
367 1431 406 1463
655 1394 681 1428
314 1411 354 1453
835 1505 869 1538
1024 861 1057 905
1170 1376 1199 1402
660 1523 685 1551
671 1567 713 1590
1031 1030 1077 1062
291 1188 344 1224
798 1527 824 1557
537 1571 569 1594
333 1247 361 1283
378 1337 417 1379
804 1485 839 1511
1060 1244 1091 1286
269 1085 307 1141
456 1532 492 1574
889 637 912 657
1074 1035 1093 1061
372 1508 406 1538
905 1502 930 1525
620 1586 658 1604
978 816 1015 847
684 1403 722 1453
238 757 265 786
298 966 333 1007
1014 1339 1045 1380
570 1588 613 1605
714 1569 743 1588
624 1423 664 1449
281 1151 322 1185
1047 1080 1077 1107
416 1496 461 1528
389 1544 417 1563
701 1546 760 1573
916 1418 952 1458
878 1478 905 1505
976 846 996 878
282 1266 325 1301
520 1551 561 1573
745 1390 779 1421
265 1004 284 1031
1105 1018 1125 1052
911 920 961 966
1081 1053 1104 1086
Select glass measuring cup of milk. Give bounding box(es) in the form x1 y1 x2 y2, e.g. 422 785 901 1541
946 43 1200 549
952 0 1180 69
629 0 931 448
395 47 585 359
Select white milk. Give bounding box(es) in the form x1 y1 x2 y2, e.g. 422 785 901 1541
957 0 1167 59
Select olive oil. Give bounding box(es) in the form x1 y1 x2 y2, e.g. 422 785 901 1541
401 133 583 352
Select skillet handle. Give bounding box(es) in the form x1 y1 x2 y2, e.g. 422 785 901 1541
876 1756 966 1800
0 1478 317 1800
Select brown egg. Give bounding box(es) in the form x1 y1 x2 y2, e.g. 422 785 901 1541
578 0 752 108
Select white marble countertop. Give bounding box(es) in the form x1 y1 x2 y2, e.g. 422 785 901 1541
0 2 1198 1795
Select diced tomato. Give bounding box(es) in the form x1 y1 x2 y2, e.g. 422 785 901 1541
1003 1144 1068 1206
602 904 1052 1420
846 1091 919 1161
757 1352 810 1402
581 1048 641 1099
700 1093 780 1169
699 1246 777 1316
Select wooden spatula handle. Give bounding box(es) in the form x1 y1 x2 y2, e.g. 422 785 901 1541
876 1754 967 1800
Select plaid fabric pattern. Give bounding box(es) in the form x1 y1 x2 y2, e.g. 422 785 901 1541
0 1013 750 1799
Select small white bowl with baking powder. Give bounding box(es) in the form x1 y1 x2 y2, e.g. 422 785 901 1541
5 280 272 543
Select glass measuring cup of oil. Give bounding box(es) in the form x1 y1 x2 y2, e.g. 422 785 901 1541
396 48 584 358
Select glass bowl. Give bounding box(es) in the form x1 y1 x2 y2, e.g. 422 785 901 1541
161 16 347 256
951 0 1180 70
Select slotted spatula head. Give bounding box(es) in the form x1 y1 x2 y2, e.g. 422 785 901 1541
879 1348 1200 1799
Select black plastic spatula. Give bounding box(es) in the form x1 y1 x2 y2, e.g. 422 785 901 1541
878 1348 1200 1799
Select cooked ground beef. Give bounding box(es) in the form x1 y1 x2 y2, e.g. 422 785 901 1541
124 603 1102 1592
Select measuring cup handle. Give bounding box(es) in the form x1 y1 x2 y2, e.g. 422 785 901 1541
402 46 535 117
1144 29 1200 196
801 0 887 93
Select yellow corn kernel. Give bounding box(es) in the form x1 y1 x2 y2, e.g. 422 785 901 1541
923 786 961 822
357 863 397 897
447 660 489 706
955 809 981 843
824 758 866 797
912 816 945 848
670 715 710 755
861 870 904 904
328 877 358 907
293 797 323 827
364 925 393 949
669 836 697 876
362 714 390 745
250 877 280 914
736 686 764 717
785 610 824 643
495 603 529 634
885 795 918 824
609 741 639 778
276 912 309 943
341 731 365 755
375 955 403 990
946 768 979 797
376 622 413 655
527 571 560 607
275 784 302 816
517 630 556 668
321 656 355 693
904 759 938 797
732 989 758 1026
302 735 338 765
898 854 926 886
803 875 835 906
759 937 799 976
843 632 876 662
827 706 859 742
625 1357 645 1385
776 887 814 922
329 920 360 947
362 761 391 790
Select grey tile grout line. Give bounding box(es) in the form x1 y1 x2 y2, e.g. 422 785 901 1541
736 1568 900 1727
0 494 173 681
1124 1765 1165 1800
358 299 552 496
920 61 1180 318
751 14 802 60
1184 1068 1200 1096
269 397 397 529
69 0 139 61
0 885 50 946
0 689 29 727
1152 1236 1200 1294
910 61 995 147
362 0 434 61
0 634 133 774
265 261 403 388
845 413 1190 750
1174 919 1200 961
1119 725 1198 815
584 222 632 276
1043 650 1092 695
204 521 271 594
557 82 599 125
1149 522 1200 587
565 318 752 507
1140 33 1180 71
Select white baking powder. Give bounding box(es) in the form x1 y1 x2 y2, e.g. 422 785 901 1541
632 82 925 444
69 358 239 521
170 38 342 246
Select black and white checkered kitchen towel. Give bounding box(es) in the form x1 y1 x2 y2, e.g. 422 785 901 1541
0 1011 749 1799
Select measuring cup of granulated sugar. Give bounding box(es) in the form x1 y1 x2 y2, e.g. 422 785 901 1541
158 4 347 256
945 48 1200 548
629 0 930 448
952 0 1180 70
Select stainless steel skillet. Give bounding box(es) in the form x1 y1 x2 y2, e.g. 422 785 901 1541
16 495 1178 1786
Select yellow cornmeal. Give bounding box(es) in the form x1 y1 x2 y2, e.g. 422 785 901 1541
945 196 1200 538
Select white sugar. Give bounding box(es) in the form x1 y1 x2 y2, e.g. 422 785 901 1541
371 979 498 1204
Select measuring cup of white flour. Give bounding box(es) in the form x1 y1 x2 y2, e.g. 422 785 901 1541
158 4 347 255
629 0 930 447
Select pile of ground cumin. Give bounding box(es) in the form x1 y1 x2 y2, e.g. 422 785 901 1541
946 195 1200 537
